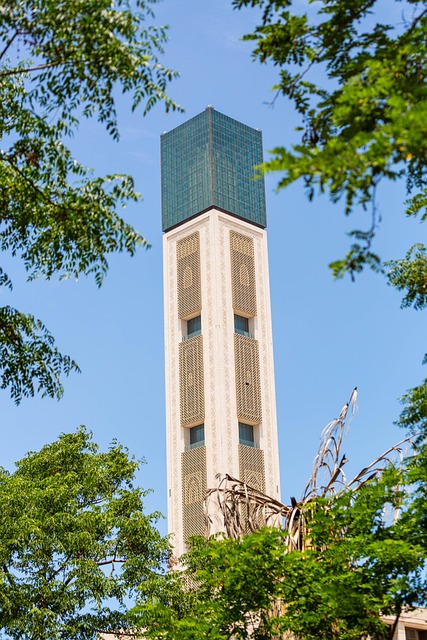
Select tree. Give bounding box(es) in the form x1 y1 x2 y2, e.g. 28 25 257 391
0 0 180 403
232 0 427 433
133 394 427 640
0 427 168 639
135 473 427 640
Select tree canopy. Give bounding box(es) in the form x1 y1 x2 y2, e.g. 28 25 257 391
0 427 167 640
135 467 427 640
232 0 427 433
0 0 180 403
134 393 427 640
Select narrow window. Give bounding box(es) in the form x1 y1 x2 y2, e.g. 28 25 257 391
189 424 205 449
234 314 249 337
186 315 201 339
239 422 256 447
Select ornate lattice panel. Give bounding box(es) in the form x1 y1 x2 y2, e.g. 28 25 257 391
182 446 207 541
179 335 205 426
234 333 262 424
230 231 256 316
177 232 202 319
238 444 266 532
238 444 266 492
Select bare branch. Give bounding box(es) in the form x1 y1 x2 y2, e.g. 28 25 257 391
0 60 65 77
96 558 125 567
0 30 20 61
205 389 417 553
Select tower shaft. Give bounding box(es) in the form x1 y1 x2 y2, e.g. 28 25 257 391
162 109 280 556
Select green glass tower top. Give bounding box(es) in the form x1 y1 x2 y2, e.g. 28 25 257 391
161 107 266 232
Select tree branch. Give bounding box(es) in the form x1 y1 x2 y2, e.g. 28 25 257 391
2 563 16 586
406 8 427 35
0 31 20 61
61 556 126 587
0 60 65 77
1 153 61 209
97 557 125 567
48 555 73 582
390 609 401 640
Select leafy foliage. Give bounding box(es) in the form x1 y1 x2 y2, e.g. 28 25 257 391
233 0 427 233
135 467 427 640
233 0 427 433
398 380 427 436
0 0 180 402
0 306 79 403
386 244 427 310
0 427 167 640
133 393 427 640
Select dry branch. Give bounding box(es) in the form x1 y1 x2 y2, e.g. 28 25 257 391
204 388 416 550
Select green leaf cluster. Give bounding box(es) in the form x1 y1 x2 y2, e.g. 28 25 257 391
232 0 427 434
0 306 80 403
0 426 167 640
136 466 427 640
0 0 180 403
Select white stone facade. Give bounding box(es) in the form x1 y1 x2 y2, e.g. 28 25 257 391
163 208 281 557
382 609 427 640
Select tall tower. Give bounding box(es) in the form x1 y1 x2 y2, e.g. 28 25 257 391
162 107 280 557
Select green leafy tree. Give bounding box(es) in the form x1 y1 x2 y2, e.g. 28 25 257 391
232 0 427 433
135 467 427 640
134 398 427 639
0 427 167 640
0 0 180 403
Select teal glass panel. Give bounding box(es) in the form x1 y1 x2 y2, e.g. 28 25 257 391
161 108 266 231
189 424 205 448
239 422 256 447
186 315 201 338
234 314 250 337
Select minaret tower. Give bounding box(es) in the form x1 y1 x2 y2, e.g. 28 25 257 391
161 107 280 557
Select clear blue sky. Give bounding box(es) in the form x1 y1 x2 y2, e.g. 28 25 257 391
0 0 424 533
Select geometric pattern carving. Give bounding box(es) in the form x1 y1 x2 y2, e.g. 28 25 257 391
238 444 266 493
238 444 266 532
234 333 262 424
177 232 201 319
182 446 207 541
179 334 205 426
230 230 256 316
